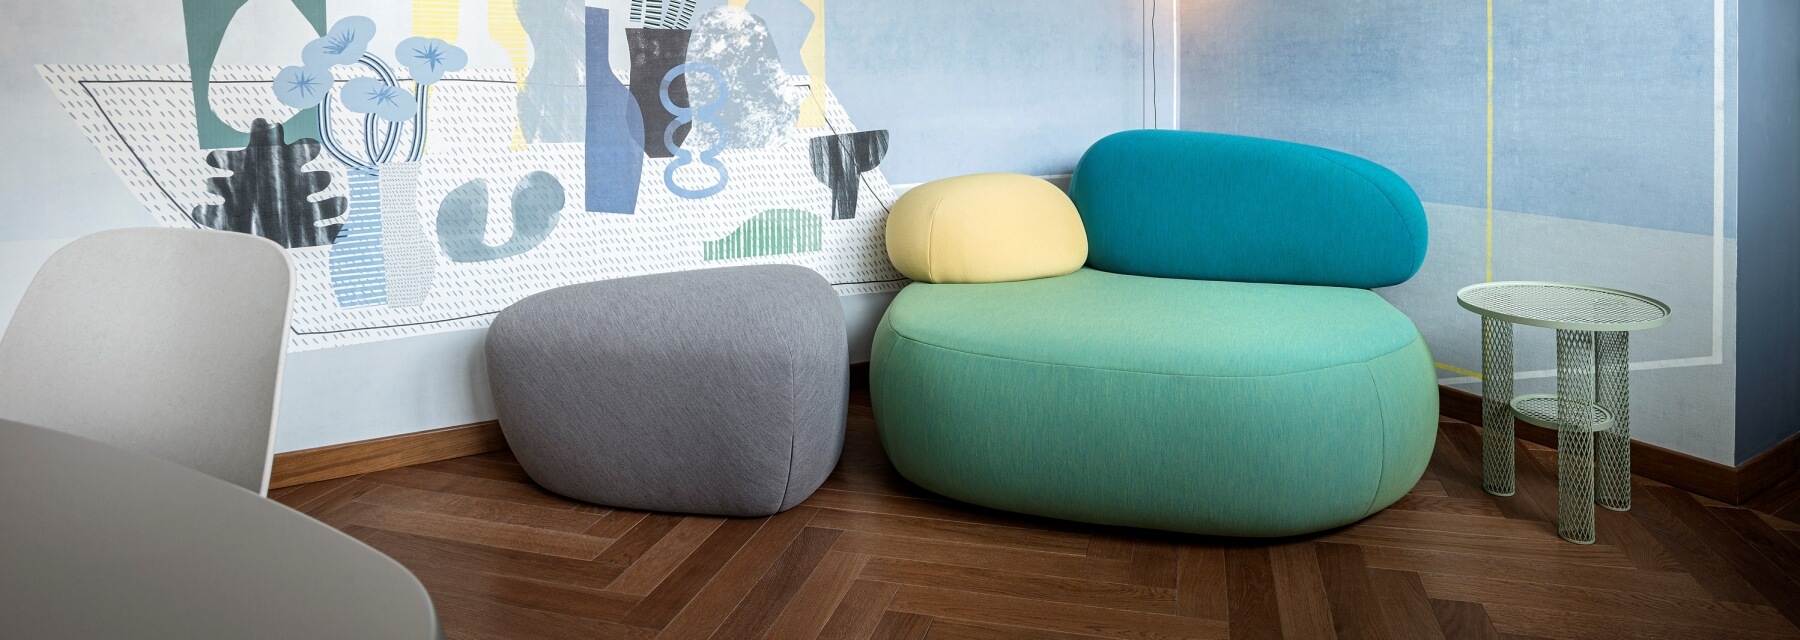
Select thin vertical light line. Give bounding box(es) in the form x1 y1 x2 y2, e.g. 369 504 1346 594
1171 0 1181 130
1486 0 1495 283
1712 0 1725 360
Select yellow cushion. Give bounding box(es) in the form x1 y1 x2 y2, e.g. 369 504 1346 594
886 173 1088 284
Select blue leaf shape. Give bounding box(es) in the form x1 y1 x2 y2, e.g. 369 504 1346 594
303 16 378 67
340 77 418 122
395 37 468 85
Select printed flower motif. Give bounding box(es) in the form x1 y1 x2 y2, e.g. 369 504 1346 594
302 16 378 67
271 65 334 109
395 37 468 85
339 77 418 122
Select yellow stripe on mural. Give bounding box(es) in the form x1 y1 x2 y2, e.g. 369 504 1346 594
797 0 827 128
490 0 530 150
412 0 460 41
1485 0 1495 283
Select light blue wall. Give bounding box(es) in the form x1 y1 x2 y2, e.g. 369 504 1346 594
1182 0 1723 237
830 0 1156 183
1182 0 1743 463
1734 0 1800 464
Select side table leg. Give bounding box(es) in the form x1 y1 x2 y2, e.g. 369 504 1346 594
1556 329 1598 544
1596 331 1631 511
1481 317 1516 496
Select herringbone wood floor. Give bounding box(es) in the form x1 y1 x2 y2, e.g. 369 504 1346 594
276 390 1800 639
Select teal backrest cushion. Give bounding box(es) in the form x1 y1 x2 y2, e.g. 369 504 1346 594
1068 130 1428 289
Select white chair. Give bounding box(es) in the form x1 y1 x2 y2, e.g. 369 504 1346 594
0 228 293 494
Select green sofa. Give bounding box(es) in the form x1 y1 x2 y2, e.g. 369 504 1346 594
870 130 1438 537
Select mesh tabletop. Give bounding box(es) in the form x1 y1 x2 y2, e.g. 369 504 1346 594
1457 282 1671 331
1509 394 1614 432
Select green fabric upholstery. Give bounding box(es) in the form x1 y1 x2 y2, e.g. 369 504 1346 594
871 269 1437 537
1068 130 1429 289
872 131 1437 537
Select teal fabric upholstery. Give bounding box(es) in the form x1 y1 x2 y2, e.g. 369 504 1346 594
871 130 1438 537
1068 130 1429 289
871 270 1437 537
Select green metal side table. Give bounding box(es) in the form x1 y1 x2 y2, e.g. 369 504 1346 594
1457 282 1671 545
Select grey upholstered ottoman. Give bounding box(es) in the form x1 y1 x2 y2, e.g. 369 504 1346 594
485 265 848 517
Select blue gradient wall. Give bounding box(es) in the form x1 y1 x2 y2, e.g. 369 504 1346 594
1734 0 1800 464
1182 0 1743 463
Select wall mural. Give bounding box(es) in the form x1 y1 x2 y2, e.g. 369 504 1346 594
38 0 903 351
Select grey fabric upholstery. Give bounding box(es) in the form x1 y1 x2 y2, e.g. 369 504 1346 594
486 265 848 517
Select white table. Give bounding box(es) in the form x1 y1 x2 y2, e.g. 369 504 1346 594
0 418 441 639
1458 282 1671 545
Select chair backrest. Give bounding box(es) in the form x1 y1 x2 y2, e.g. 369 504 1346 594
0 228 293 494
1068 130 1429 289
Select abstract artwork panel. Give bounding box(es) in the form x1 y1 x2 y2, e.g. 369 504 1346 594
40 64 904 351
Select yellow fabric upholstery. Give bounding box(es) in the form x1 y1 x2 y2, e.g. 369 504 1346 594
886 173 1088 284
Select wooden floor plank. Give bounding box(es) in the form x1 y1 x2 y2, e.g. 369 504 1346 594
1711 506 1800 587
606 516 724 595
1366 568 1447 640
759 552 870 640
1356 507 1555 539
1358 546 1711 600
816 580 901 640
709 526 844 639
1267 544 1336 640
354 483 603 533
608 515 763 632
1428 429 1494 502
1417 573 1798 635
1224 547 1282 640
1387 493 1506 518
334 501 611 560
869 610 934 640
1176 546 1230 620
888 584 1228 640
1315 542 1394 640
273 475 359 511
1408 479 1452 498
1130 540 1182 589
639 506 818 634
402 560 642 623
1484 603 1800 640
584 509 649 539
923 618 1110 639
1319 524 1637 569
431 592 656 640
364 529 626 589
812 507 1090 555
589 513 682 569
361 466 576 510
1648 485 1800 625
832 530 1142 585
805 488 1092 536
411 456 536 485
1429 599 1502 640
861 556 1180 615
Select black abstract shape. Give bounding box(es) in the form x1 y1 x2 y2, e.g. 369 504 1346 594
436 172 567 263
808 130 890 220
190 118 346 248
628 28 693 158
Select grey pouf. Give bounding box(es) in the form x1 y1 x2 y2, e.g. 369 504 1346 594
485 265 848 517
